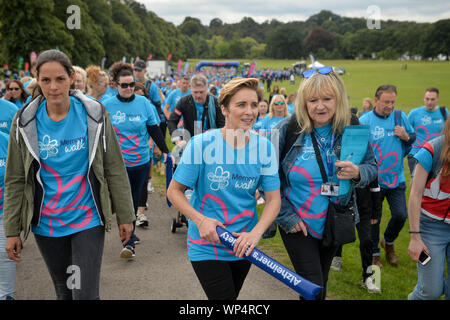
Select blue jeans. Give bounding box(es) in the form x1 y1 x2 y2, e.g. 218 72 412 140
124 162 150 248
409 214 450 300
0 215 16 300
372 182 408 256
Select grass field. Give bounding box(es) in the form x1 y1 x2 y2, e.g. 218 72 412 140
188 58 450 114
155 59 449 300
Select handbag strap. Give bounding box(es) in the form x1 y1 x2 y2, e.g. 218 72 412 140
310 132 329 184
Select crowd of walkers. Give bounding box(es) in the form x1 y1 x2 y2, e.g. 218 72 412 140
0 51 448 301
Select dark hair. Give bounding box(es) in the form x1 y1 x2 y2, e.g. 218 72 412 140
425 87 439 96
36 49 74 78
6 79 29 102
134 82 149 99
375 84 397 98
109 61 134 83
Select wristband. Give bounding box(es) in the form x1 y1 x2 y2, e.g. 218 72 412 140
409 231 421 234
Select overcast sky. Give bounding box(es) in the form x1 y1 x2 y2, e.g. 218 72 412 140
140 0 450 26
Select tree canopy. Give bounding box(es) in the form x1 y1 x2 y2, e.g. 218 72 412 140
0 3 448 70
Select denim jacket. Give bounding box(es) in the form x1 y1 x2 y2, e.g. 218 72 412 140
262 116 378 238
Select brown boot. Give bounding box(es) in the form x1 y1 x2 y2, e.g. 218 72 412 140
380 238 398 267
372 256 383 269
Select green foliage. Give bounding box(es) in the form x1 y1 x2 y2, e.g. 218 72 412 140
1 4 449 70
0 0 188 69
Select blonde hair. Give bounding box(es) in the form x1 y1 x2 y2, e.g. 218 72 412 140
295 72 351 134
218 77 264 109
73 66 87 92
269 94 289 119
362 97 374 111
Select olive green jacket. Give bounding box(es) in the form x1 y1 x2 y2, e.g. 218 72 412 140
3 90 135 240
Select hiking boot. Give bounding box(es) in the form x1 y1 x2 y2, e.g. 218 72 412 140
372 256 383 269
120 245 136 259
380 238 398 267
330 256 342 271
362 276 381 294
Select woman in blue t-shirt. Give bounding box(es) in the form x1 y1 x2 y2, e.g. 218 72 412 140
259 94 290 136
104 62 170 259
167 78 281 300
3 80 29 109
85 65 109 104
252 98 269 133
270 67 377 299
3 50 135 300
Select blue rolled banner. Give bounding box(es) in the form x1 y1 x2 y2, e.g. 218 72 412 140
216 226 323 300
165 153 173 207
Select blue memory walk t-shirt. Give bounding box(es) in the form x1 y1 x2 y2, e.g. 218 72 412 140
33 96 101 237
259 114 288 135
104 94 159 167
284 124 339 240
0 99 18 134
360 110 414 189
165 88 191 112
407 106 449 156
173 129 280 262
0 132 8 217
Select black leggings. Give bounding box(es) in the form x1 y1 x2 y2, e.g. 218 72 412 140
279 228 337 300
34 225 105 300
191 259 252 300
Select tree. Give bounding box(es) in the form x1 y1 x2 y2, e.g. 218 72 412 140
304 27 335 56
422 19 450 59
53 0 105 66
0 0 74 67
265 23 305 59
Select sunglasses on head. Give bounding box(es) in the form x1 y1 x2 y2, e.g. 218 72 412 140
302 66 333 79
273 101 285 105
8 87 20 91
118 82 136 89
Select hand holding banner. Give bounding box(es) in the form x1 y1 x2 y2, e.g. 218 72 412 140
216 226 323 300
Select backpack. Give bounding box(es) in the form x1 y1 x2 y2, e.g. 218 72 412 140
394 109 413 157
439 106 448 121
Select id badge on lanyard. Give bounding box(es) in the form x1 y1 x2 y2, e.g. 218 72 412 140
316 134 339 196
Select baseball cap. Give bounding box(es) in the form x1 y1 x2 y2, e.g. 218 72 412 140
134 60 146 71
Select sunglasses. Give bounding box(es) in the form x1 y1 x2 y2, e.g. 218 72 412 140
118 82 136 89
302 66 333 79
8 87 20 91
273 101 285 105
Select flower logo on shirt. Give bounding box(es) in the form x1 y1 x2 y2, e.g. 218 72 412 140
39 135 59 160
371 126 385 140
421 115 432 126
112 111 126 125
207 166 230 191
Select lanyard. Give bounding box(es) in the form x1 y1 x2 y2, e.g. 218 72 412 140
313 132 335 180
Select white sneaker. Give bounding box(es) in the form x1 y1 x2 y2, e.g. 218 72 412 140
120 246 136 259
330 256 342 271
362 276 381 293
147 181 154 193
136 213 149 227
256 197 265 205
